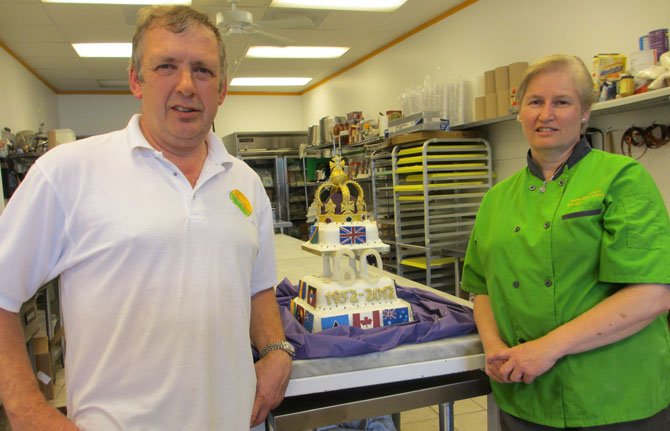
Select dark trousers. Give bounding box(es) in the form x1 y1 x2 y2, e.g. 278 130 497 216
499 405 669 431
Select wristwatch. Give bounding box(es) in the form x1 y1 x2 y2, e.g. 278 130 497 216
259 341 295 359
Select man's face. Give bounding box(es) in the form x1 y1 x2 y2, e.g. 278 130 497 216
129 25 226 154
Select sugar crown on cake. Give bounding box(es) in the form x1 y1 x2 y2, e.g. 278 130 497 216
313 157 367 223
291 157 413 333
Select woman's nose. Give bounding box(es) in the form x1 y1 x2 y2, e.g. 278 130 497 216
538 104 554 121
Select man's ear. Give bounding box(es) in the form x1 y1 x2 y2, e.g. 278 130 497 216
218 80 228 105
129 66 143 100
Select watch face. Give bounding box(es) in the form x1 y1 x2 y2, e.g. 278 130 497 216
280 341 295 355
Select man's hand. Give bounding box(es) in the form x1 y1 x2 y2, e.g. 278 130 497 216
249 351 292 427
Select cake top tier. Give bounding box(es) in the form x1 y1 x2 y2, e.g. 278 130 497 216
314 157 368 223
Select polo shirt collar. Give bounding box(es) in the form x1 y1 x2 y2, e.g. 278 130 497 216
125 114 235 170
526 136 591 180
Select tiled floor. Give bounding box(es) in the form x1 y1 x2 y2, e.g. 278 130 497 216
399 396 489 431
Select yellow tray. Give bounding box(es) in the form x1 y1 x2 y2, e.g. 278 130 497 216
400 256 455 269
395 162 485 173
397 145 484 156
405 171 489 182
394 181 483 192
397 154 482 165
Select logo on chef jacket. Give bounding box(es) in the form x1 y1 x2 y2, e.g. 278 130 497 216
566 189 604 208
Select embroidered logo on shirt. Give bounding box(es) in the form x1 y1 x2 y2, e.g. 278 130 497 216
230 189 252 217
567 189 604 208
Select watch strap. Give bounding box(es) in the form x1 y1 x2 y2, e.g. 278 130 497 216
259 341 295 359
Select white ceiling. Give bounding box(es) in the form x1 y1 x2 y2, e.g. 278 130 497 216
0 0 466 94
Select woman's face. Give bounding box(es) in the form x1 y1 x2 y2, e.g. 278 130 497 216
518 69 589 156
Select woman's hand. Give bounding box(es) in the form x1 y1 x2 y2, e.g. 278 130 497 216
488 338 559 384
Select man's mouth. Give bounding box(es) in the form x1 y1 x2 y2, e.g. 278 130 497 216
173 106 199 113
536 127 557 132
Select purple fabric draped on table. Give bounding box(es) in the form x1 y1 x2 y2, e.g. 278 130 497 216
274 278 476 359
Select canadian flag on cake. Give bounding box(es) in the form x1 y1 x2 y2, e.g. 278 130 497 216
352 310 381 329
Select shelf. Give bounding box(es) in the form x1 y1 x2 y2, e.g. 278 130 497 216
451 87 670 130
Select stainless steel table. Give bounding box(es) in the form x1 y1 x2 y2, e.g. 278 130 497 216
269 234 496 431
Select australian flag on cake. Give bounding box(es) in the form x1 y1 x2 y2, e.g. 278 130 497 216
383 307 410 326
339 225 366 245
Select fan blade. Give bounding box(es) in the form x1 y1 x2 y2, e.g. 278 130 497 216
254 29 294 45
262 15 315 30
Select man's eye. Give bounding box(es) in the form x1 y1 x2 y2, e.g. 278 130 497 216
154 64 176 75
194 66 215 79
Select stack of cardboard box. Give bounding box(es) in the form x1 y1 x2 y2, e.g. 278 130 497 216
474 61 528 122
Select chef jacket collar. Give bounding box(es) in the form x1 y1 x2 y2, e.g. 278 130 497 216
526 136 592 181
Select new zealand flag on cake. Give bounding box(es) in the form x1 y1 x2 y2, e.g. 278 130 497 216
339 225 366 245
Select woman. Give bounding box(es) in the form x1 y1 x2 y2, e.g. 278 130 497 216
461 54 670 430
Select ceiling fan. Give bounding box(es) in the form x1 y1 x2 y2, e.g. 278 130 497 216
216 0 315 45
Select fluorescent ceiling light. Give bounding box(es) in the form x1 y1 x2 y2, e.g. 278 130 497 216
247 46 349 59
271 0 406 12
230 77 312 86
73 43 131 58
44 0 189 4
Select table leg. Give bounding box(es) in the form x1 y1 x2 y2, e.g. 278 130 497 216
437 402 454 431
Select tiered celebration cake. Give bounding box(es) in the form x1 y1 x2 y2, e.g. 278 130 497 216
290 157 413 333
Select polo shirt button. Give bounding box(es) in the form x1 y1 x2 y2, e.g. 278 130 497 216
514 226 521 232
512 280 520 288
529 185 536 191
544 279 553 287
559 179 566 186
539 186 546 193
543 221 551 229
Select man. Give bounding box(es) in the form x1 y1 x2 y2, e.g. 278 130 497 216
0 6 292 430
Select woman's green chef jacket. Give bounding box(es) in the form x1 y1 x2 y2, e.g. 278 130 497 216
462 139 670 428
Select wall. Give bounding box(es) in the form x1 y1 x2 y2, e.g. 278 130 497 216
0 48 58 134
0 46 59 213
300 0 670 207
57 93 303 139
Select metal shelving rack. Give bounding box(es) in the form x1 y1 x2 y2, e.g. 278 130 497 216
391 138 492 293
370 148 397 272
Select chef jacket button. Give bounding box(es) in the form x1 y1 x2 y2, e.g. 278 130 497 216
544 279 553 287
514 226 521 232
529 185 536 191
559 179 566 186
543 221 551 229
173 172 178 177
512 280 520 288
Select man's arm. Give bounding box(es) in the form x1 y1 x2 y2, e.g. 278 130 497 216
0 307 78 431
490 283 670 384
248 287 292 427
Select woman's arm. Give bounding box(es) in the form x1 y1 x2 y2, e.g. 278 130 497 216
491 283 670 383
472 294 511 383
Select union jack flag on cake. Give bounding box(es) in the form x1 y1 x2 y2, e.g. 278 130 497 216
339 225 366 245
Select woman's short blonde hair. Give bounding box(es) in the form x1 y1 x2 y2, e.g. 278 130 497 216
515 54 594 112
